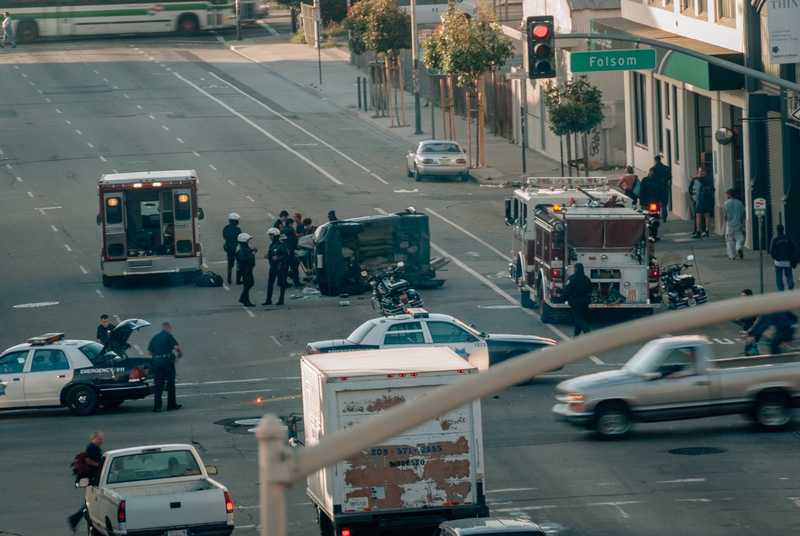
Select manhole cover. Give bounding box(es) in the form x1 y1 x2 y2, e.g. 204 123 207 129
668 447 728 456
477 304 522 309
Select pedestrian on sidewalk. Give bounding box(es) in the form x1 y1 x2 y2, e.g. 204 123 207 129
650 156 672 222
692 170 714 238
222 213 242 285
770 224 797 291
147 323 183 412
617 165 639 205
560 263 592 338
689 169 704 232
723 189 746 260
67 431 105 532
2 12 17 48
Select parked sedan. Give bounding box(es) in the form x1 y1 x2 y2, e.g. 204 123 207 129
0 319 154 416
406 140 470 182
306 309 556 372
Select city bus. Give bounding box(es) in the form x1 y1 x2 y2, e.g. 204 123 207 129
1 0 258 42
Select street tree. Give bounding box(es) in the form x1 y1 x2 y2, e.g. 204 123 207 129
421 6 514 166
542 75 604 176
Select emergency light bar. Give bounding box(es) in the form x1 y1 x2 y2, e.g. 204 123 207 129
405 308 429 318
526 177 608 186
27 333 65 345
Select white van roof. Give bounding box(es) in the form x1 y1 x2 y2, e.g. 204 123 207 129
303 346 475 378
99 170 197 184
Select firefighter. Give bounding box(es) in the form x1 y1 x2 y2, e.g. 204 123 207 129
223 213 242 285
264 227 290 306
235 233 257 307
560 263 593 337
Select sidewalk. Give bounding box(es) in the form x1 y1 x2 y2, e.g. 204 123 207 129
225 22 779 302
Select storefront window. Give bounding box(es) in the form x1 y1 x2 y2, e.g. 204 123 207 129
634 73 648 147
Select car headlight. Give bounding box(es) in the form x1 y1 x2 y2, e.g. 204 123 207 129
565 393 585 402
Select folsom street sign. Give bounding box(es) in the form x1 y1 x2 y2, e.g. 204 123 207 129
570 49 657 73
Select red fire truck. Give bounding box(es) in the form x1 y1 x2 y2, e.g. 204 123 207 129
505 177 659 323
97 170 204 287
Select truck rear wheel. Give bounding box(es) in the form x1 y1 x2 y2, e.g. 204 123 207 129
755 393 791 428
595 401 631 438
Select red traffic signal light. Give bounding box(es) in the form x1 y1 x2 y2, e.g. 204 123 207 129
526 16 556 80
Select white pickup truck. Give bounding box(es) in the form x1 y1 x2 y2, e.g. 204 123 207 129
80 444 234 536
552 336 800 438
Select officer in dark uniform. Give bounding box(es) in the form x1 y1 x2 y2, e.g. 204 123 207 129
96 314 116 346
264 227 290 306
235 232 257 307
147 322 183 413
273 210 289 229
560 263 593 337
281 218 302 287
222 213 242 285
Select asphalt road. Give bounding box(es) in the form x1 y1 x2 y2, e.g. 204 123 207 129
1 29 798 536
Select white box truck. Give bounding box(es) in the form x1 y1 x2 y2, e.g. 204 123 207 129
301 347 488 535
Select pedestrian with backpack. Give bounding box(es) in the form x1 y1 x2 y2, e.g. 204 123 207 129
617 165 639 205
770 224 798 291
68 431 104 532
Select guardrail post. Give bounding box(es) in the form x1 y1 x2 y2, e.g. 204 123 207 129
255 414 294 536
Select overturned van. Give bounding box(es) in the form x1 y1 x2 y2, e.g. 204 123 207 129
314 211 448 296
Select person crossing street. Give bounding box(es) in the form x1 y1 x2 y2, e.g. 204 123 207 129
2 12 17 49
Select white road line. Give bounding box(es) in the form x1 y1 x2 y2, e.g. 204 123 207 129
51 225 58 232
486 488 537 493
149 114 155 120
656 478 706 483
180 387 278 398
613 504 630 518
789 497 800 508
113 169 118 173
124 94 130 99
676 498 710 503
95 290 104 298
55 109 61 113
136 105 142 109
267 213 274 220
425 207 509 260
0 149 4 154
100 156 106 162
29 82 34 86
16 177 22 182
113 86 118 90
162 125 169 130
177 376 300 387
370 173 388 185
176 138 184 144
209 164 217 171
113 314 122 324
269 335 283 347
38 89 42 94
6 164 11 168
87 142 94 148
178 73 343 185
227 180 235 186
246 196 256 202
46 98 51 102
246 309 256 318
713 338 735 344
64 244 72 251
258 22 279 35
589 355 605 365
215 34 225 43
66 120 71 124
133 344 144 355
80 266 88 274
21 73 26 77
374 208 388 214
223 283 230 291
27 191 33 197
193 151 201 156
76 130 82 135
94 70 99 74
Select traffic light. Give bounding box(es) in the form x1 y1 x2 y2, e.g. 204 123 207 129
527 16 556 79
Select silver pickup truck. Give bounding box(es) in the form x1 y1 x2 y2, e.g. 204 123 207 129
552 336 800 438
80 444 234 536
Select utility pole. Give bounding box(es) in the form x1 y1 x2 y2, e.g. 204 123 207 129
410 0 423 134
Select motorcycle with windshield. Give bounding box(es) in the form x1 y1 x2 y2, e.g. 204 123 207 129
363 262 423 316
660 253 708 309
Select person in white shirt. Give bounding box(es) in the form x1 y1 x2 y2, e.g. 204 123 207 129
722 189 746 260
2 12 16 48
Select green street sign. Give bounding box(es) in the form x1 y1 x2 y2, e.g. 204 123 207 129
571 49 656 73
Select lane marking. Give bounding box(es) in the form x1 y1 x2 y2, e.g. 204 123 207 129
656 478 706 483
87 142 94 148
37 89 42 94
370 172 388 185
113 314 122 324
246 309 256 318
76 130 82 135
94 70 99 74
222 283 230 291
613 504 630 518
162 125 170 131
66 120 71 124
103 78 109 82
95 290 105 298
100 156 106 162
64 244 72 251
176 138 184 144
80 266 88 274
55 109 61 113
425 207 509 260
227 180 235 186
496 500 641 513
487 488 537 493
27 191 33 197
149 114 155 120
177 376 301 387
676 498 710 503
713 338 735 344
124 94 130 99
177 73 343 185
589 355 605 365
46 98 51 102
790 497 800 508
13 301 59 308
259 22 279 35
16 177 22 182
113 85 118 90
6 164 11 168
209 164 217 171
193 151 201 156
269 335 283 347
246 196 256 202
133 344 144 355
51 225 58 232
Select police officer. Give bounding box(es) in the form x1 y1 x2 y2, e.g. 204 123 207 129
560 263 593 337
222 213 242 285
235 232 257 307
96 314 116 346
147 323 183 413
327 210 338 222
281 218 302 287
264 227 289 306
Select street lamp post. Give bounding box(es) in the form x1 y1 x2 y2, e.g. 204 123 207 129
410 0 423 135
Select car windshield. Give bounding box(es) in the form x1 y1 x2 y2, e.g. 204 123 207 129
106 449 202 484
347 321 377 344
451 318 484 339
79 342 118 365
622 339 668 375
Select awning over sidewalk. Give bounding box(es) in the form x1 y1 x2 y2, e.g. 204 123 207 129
590 17 744 91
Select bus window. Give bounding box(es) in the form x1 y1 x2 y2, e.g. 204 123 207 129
106 197 123 225
174 192 191 221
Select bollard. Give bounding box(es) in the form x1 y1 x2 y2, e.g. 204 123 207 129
363 79 369 111
357 77 362 111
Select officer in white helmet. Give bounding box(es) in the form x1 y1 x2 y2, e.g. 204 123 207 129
235 232 257 307
222 212 242 285
263 227 290 306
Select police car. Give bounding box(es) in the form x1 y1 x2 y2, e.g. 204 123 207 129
306 309 557 372
0 319 155 416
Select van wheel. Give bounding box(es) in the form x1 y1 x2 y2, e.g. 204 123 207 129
17 21 38 42
755 393 791 428
595 402 631 438
67 385 100 416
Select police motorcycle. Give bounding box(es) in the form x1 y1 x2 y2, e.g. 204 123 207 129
660 253 708 309
363 262 424 316
641 201 661 241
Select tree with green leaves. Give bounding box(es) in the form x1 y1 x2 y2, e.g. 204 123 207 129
542 75 604 176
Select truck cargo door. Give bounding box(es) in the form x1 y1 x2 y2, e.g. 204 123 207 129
103 193 126 259
124 490 227 531
172 189 194 257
